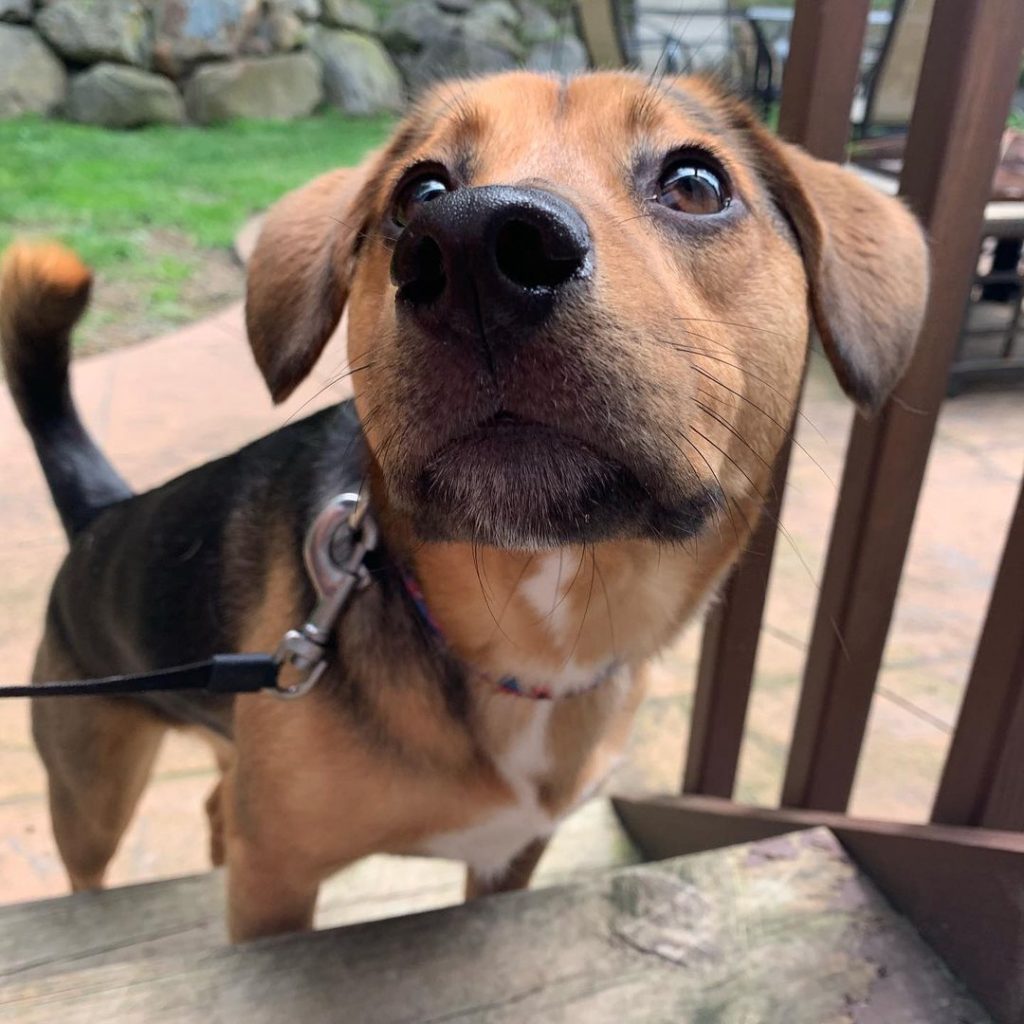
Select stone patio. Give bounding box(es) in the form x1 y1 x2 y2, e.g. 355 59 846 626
0 302 1021 921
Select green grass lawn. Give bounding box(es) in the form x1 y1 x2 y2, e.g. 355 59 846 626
0 113 393 353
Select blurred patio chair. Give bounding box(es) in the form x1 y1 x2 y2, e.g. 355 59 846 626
574 0 632 67
574 0 777 114
853 0 1024 391
860 0 934 137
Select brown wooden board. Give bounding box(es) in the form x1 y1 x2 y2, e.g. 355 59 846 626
933 479 1024 831
613 793 1024 1024
0 830 990 1023
776 0 872 161
782 0 1024 813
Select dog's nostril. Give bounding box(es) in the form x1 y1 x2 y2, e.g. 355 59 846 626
398 235 446 305
495 219 585 290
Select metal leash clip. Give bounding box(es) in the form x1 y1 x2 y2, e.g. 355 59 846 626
273 492 378 699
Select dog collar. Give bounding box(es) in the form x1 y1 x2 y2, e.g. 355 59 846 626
400 566 618 701
6 496 614 705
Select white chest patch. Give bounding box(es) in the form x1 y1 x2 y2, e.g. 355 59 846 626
516 552 614 698
421 704 556 881
520 552 574 644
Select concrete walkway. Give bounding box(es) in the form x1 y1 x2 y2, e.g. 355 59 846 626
1 304 1021 920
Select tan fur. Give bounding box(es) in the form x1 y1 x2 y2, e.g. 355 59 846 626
245 164 378 403
0 242 93 421
26 71 929 941
0 242 91 321
31 641 167 891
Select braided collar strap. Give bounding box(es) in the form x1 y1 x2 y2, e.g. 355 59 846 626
400 567 618 701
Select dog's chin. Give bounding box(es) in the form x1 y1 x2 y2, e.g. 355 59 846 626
399 418 720 550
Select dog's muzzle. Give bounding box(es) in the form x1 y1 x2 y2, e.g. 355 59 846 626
390 185 593 345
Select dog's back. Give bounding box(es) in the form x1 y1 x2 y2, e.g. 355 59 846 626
1 241 365 721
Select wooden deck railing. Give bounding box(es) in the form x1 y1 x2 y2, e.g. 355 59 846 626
684 0 873 801
933 478 1024 831
583 1 1024 1020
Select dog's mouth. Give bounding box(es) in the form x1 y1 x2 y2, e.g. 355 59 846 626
406 411 721 549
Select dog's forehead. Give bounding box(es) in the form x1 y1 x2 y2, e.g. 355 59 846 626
406 72 739 175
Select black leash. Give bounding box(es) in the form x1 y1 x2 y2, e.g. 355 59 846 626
1 493 377 702
1 654 279 699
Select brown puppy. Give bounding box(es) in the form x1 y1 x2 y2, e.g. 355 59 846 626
3 71 928 942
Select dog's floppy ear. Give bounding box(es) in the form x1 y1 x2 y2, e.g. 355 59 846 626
742 119 929 411
245 164 376 403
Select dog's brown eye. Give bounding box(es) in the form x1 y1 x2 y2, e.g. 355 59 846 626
657 162 729 215
392 175 451 228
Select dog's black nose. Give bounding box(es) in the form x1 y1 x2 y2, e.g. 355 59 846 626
391 185 592 341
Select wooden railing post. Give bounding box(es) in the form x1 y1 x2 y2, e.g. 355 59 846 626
575 0 630 67
932 480 1024 831
781 0 1024 812
683 0 871 797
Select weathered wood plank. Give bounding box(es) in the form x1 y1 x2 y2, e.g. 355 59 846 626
0 874 226 984
0 798 638 983
613 793 1023 1024
0 830 989 1024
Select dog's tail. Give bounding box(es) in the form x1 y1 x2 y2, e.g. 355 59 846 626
1 242 132 538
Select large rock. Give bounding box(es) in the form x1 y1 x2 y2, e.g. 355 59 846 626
463 0 520 54
152 0 262 77
0 25 67 118
382 0 520 94
310 28 402 115
526 35 588 74
321 0 376 32
264 7 306 50
516 0 560 44
243 4 306 55
184 52 322 123
66 64 185 127
274 0 321 19
0 0 32 23
36 0 150 67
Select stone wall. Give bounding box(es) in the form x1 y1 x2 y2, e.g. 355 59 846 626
0 0 587 127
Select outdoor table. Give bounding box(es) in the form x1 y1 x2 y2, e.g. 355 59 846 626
853 128 1024 202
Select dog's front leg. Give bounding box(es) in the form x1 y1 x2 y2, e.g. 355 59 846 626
226 833 321 942
464 837 549 901
221 763 323 942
